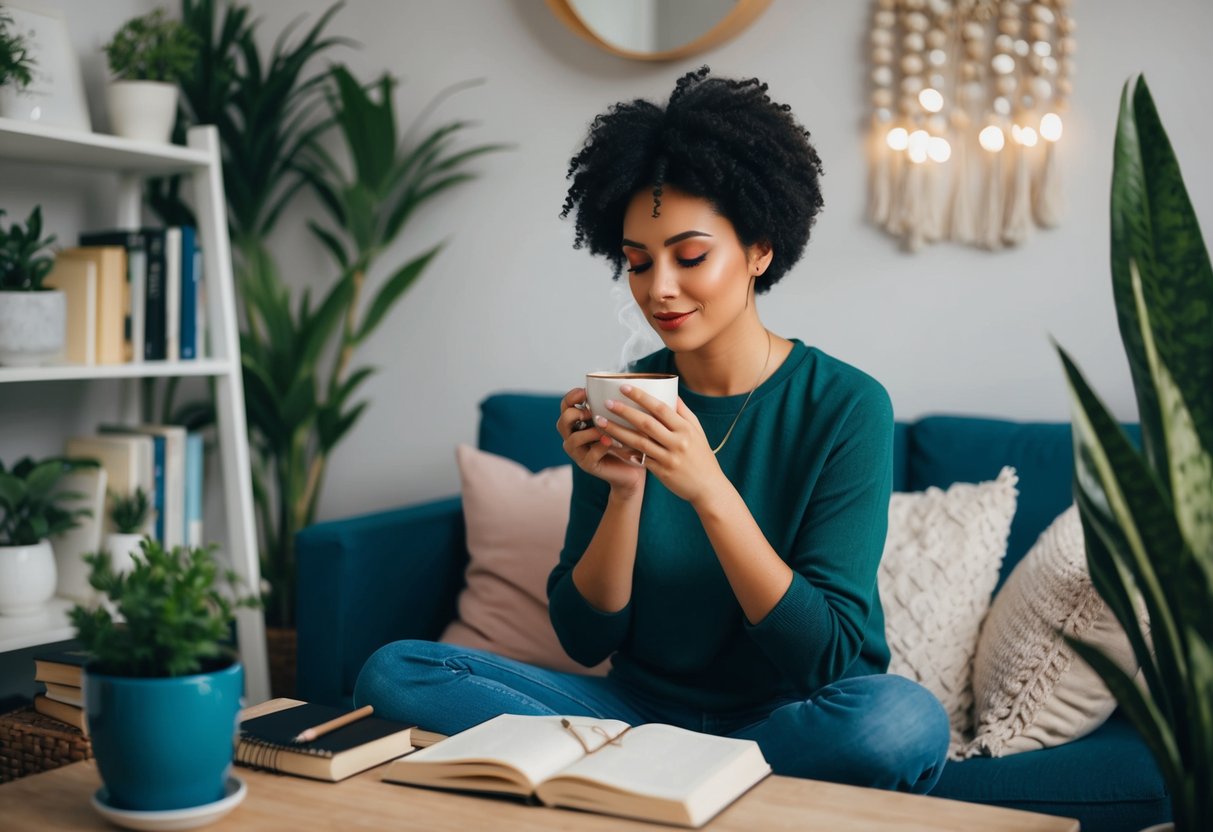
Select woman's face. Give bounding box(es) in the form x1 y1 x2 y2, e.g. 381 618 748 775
621 185 768 352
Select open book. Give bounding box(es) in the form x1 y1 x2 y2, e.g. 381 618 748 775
382 714 770 828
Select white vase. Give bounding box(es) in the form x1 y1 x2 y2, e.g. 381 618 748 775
106 80 177 143
0 290 66 366
0 540 58 616
105 533 145 575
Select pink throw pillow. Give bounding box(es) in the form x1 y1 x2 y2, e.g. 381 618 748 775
439 445 609 676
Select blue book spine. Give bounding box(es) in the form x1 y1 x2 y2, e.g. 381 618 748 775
179 227 198 361
150 436 165 543
185 433 204 548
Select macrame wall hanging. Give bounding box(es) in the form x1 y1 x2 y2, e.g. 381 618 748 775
866 0 1075 252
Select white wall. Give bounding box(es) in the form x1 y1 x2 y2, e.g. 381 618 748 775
5 0 1213 530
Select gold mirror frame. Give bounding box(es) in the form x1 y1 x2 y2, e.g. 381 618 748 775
544 0 772 62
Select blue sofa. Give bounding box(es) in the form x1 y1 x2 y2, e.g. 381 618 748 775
296 393 1169 831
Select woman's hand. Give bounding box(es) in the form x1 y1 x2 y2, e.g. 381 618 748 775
557 387 646 497
592 385 729 507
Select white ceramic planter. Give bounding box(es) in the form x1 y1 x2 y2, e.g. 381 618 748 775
0 540 58 616
105 533 145 574
0 290 66 366
106 80 177 143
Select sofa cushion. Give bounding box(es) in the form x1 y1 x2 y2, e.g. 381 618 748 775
878 467 1019 755
440 445 608 675
965 505 1140 758
479 393 570 473
932 713 1169 832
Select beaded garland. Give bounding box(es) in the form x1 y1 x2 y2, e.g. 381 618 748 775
867 0 1075 252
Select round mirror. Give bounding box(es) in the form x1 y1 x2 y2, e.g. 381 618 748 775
545 0 771 62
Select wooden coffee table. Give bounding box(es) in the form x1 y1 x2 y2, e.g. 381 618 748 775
0 699 1079 831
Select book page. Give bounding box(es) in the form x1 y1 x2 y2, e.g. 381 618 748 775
388 714 631 791
543 723 768 802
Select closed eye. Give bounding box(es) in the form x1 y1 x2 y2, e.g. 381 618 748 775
626 253 707 274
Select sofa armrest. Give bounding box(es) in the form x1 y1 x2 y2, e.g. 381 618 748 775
295 496 468 705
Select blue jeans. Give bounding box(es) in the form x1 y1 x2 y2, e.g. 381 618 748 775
355 640 950 794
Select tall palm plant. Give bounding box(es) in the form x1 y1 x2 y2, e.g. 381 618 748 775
1056 76 1213 831
239 66 506 626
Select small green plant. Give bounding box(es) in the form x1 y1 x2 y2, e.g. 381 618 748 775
0 456 97 547
0 206 57 292
70 540 260 678
109 487 151 534
0 11 36 90
105 8 200 83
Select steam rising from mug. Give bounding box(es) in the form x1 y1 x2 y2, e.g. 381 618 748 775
612 284 663 371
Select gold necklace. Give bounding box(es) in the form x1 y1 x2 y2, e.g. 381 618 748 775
711 330 773 455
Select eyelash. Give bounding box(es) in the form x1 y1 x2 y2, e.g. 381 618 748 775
626 253 708 274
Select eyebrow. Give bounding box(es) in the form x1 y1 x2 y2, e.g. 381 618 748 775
621 230 712 250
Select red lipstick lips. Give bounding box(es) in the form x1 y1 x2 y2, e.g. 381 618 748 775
653 311 694 331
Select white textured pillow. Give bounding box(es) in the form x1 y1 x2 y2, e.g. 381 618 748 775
962 504 1139 757
878 466 1018 757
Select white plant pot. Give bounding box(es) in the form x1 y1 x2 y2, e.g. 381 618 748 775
105 533 145 575
0 290 66 366
106 80 177 143
0 540 58 616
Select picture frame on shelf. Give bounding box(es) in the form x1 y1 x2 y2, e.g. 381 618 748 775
0 1 91 132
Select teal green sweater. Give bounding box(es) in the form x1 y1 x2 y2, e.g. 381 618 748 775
547 340 894 712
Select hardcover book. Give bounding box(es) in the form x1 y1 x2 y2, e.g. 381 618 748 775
382 714 770 828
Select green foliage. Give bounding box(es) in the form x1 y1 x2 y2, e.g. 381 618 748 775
0 456 97 547
1057 76 1213 831
109 487 152 534
69 541 260 678
0 207 57 292
0 11 36 90
105 8 200 83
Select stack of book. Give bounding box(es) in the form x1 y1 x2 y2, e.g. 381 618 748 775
45 225 204 366
32 651 89 734
65 424 205 548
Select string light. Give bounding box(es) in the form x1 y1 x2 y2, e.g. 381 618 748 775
918 88 944 113
1040 112 1064 142
927 136 952 163
907 129 930 163
979 125 1006 152
886 126 910 150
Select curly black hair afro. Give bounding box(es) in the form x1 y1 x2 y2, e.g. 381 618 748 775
560 66 824 294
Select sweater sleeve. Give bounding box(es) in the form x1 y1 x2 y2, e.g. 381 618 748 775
547 465 632 667
744 383 894 694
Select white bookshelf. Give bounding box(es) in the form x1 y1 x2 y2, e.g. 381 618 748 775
0 120 269 703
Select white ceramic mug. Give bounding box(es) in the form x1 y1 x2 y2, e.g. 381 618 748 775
584 372 679 429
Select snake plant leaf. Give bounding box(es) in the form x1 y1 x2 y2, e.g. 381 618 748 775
355 244 443 345
1130 259 1213 570
1060 344 1193 702
1130 79 1213 456
1067 636 1182 789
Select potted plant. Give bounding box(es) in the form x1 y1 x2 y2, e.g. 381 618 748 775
1056 76 1212 832
70 541 259 812
104 8 199 143
0 10 36 92
106 486 151 573
0 206 63 366
0 455 95 616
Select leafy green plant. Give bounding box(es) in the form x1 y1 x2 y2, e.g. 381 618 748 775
0 207 57 292
1056 76 1213 831
69 541 260 677
231 65 506 627
109 487 152 535
0 456 97 547
105 8 201 83
0 10 36 90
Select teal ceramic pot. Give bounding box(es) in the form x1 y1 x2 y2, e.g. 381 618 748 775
85 661 243 811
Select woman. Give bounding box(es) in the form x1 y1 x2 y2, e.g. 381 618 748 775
356 67 949 793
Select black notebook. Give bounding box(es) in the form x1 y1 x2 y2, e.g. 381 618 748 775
236 703 414 781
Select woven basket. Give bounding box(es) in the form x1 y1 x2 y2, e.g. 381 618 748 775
0 706 92 783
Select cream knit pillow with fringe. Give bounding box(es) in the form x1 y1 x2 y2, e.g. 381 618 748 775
962 504 1140 758
878 466 1019 758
